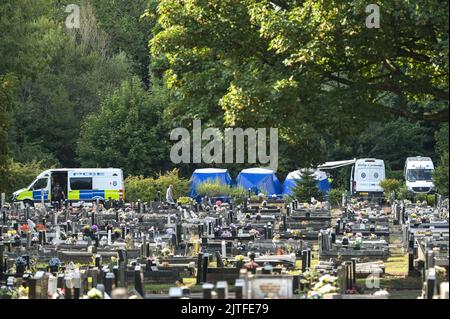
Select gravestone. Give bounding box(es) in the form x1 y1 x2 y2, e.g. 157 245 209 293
202 283 214 299
134 265 144 297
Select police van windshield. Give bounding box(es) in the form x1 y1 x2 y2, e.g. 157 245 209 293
29 178 48 190
407 169 433 181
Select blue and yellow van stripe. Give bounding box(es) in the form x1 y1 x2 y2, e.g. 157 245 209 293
67 190 120 201
16 189 120 202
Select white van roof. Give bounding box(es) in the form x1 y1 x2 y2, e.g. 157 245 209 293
406 156 432 162
37 168 123 178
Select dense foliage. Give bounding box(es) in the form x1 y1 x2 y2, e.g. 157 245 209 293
0 0 448 198
291 171 324 202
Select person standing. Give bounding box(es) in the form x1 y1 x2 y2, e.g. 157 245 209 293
166 184 175 207
52 182 65 210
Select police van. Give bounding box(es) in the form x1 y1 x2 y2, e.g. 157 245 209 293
12 168 125 206
350 158 385 197
404 156 435 195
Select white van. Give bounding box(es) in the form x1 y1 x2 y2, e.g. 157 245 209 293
404 157 435 195
350 159 385 196
12 168 125 206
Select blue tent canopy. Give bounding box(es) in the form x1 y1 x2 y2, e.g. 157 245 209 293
282 169 331 196
236 168 282 196
189 168 233 198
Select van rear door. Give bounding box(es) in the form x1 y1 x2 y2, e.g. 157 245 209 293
355 164 384 193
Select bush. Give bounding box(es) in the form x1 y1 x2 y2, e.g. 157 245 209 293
153 169 189 200
124 175 156 203
397 185 409 200
291 171 324 202
230 186 247 205
433 153 449 196
328 189 344 207
196 179 231 197
125 169 188 203
414 193 427 203
177 196 195 205
380 179 403 202
426 194 436 206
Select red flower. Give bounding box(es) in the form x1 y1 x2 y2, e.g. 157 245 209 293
19 224 31 232
36 224 46 231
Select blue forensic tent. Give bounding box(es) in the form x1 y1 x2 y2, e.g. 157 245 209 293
189 168 233 198
282 169 331 196
236 168 282 196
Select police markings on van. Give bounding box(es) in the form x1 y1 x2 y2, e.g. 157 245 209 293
12 168 125 206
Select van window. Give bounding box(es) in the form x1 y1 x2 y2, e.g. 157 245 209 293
31 178 48 191
70 178 93 190
407 169 433 181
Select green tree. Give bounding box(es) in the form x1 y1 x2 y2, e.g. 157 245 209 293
149 0 448 168
77 77 169 176
291 170 324 202
91 0 154 84
0 74 17 194
433 124 449 195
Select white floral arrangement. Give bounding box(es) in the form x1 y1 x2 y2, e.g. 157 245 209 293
87 288 103 299
311 274 338 297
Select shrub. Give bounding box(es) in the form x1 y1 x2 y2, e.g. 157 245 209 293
328 189 344 207
124 175 156 203
380 179 402 200
177 196 194 205
397 185 409 200
230 186 247 205
196 179 231 197
153 169 189 199
414 193 427 203
291 171 324 202
426 194 436 206
125 169 189 203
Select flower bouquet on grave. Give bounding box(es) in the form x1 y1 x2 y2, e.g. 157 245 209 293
19 224 30 236
11 286 29 299
81 225 92 237
6 229 17 239
113 227 122 239
87 288 103 299
310 274 338 298
234 255 245 269
48 257 61 273
35 224 46 232
15 256 27 275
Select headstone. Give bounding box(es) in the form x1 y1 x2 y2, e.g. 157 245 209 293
201 253 209 283
104 272 115 296
134 266 144 297
216 281 228 299
202 283 214 299
215 251 225 268
196 252 204 285
73 271 81 299
426 268 436 299
235 279 244 299
221 240 226 258
64 275 73 299
48 275 57 298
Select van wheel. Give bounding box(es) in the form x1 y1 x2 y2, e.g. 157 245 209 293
23 200 34 207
